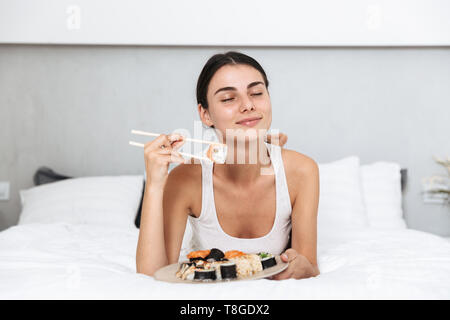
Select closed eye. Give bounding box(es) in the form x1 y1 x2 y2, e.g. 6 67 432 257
251 93 263 96
221 98 234 102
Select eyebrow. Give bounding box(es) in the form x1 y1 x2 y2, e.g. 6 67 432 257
214 81 265 96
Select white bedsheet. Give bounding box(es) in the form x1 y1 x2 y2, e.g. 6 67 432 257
0 222 449 299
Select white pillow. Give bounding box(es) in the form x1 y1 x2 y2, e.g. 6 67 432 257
19 175 144 229
361 162 407 229
317 156 369 229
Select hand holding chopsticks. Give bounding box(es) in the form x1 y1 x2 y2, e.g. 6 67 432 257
129 129 222 163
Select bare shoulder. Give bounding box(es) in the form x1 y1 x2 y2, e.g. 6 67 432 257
164 163 202 216
166 163 202 192
281 148 319 177
280 148 319 205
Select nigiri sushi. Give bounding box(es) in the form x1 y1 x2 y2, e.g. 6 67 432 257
206 144 227 164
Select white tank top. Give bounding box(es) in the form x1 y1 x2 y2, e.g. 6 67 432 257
186 142 292 256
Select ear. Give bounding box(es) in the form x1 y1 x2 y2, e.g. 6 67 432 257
198 103 214 127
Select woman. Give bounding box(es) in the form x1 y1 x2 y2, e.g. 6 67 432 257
136 51 320 280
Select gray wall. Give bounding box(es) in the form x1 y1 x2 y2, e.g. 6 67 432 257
0 45 449 236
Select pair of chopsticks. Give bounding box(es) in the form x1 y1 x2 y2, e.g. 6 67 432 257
129 129 223 162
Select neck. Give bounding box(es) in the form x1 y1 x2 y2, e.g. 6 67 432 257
214 138 272 185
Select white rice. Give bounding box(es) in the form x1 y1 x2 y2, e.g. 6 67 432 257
230 254 263 277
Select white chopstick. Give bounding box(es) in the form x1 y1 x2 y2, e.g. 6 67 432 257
131 129 224 146
128 141 212 162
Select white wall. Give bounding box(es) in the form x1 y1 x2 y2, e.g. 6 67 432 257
1 0 449 46
0 45 449 236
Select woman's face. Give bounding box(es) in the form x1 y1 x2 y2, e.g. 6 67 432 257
199 64 272 141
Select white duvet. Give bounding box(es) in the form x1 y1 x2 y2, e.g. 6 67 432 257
0 222 449 299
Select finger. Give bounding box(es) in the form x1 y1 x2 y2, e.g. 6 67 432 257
168 133 184 143
144 134 171 151
168 134 185 150
265 133 281 146
281 248 298 263
279 133 288 147
157 148 183 157
266 133 288 147
160 137 172 150
156 148 176 155
155 150 187 164
158 153 185 164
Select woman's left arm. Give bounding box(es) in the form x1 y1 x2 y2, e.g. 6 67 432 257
271 157 320 280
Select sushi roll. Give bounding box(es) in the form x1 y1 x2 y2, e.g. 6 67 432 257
176 263 196 280
175 262 190 279
194 268 217 281
187 249 210 260
194 259 206 268
205 248 225 261
220 262 237 280
224 250 245 259
206 144 227 164
258 252 277 269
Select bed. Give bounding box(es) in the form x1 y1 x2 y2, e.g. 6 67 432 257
1 156 449 299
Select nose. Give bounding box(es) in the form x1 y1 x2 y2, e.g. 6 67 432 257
239 96 256 113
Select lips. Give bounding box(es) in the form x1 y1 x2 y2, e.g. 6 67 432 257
236 117 262 127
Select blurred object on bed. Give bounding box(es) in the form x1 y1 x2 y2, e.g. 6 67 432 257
421 155 450 206
19 175 143 229
400 168 407 192
361 162 407 229
33 166 72 186
432 155 450 175
135 182 145 228
422 175 450 205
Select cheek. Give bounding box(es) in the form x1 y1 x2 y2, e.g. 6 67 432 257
256 94 271 111
261 100 272 118
215 107 234 122
209 105 236 129
261 101 272 128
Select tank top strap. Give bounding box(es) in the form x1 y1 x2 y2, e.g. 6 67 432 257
198 159 215 222
265 142 292 213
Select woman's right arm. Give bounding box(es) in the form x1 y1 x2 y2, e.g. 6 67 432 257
135 133 185 276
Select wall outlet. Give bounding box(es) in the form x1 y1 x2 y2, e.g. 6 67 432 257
0 182 10 201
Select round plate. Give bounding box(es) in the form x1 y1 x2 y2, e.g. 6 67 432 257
154 255 288 284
